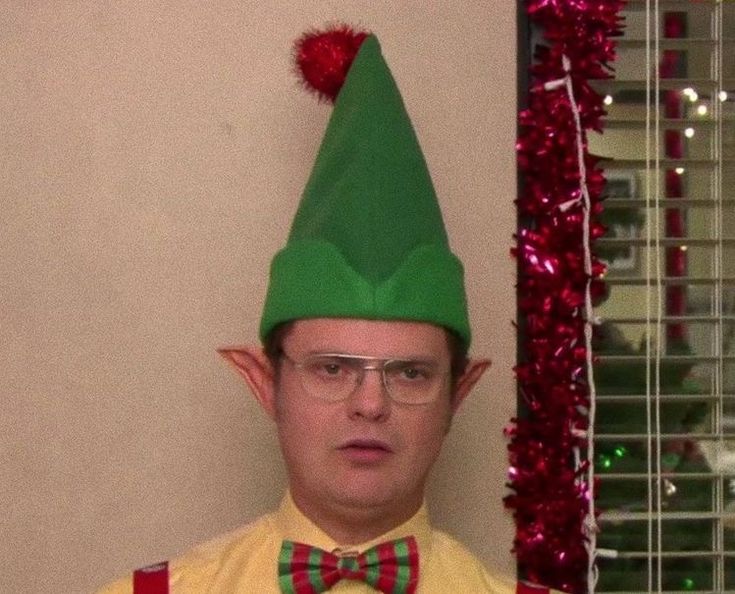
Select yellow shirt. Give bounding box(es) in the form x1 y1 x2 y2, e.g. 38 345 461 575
97 494 527 593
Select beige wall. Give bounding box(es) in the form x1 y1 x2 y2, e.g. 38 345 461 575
0 2 518 593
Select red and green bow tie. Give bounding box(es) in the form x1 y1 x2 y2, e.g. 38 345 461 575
278 536 419 594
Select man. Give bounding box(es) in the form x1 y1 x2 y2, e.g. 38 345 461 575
98 26 553 594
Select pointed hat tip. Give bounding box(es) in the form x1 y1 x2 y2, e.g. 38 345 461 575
294 23 370 103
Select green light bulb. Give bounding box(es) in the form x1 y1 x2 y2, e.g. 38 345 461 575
613 446 627 458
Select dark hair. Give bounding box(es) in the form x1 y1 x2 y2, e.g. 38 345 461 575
264 321 469 385
264 321 295 370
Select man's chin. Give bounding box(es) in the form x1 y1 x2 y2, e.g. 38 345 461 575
330 482 419 514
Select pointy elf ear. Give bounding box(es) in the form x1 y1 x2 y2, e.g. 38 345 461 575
217 346 277 419
450 358 491 414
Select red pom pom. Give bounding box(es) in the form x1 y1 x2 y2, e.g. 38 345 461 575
294 24 369 103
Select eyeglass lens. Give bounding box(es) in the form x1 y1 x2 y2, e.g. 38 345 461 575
296 355 445 404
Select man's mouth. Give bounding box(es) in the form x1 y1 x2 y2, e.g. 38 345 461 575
338 439 393 463
340 439 392 452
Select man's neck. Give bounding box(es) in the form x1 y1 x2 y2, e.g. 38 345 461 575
290 491 423 545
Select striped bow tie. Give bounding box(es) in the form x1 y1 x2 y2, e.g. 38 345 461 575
278 536 419 594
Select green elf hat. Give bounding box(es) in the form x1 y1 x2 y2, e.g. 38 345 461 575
259 24 471 347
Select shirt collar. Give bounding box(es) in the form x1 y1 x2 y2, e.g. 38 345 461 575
272 491 433 559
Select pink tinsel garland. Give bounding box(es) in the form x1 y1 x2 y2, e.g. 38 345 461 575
506 2 625 592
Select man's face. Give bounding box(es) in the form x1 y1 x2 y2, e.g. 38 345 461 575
274 318 460 522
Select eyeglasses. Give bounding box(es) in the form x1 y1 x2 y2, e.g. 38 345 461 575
280 351 450 405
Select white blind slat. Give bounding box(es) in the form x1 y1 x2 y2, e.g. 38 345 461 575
605 198 735 208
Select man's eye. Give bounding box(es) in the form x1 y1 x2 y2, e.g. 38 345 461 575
402 367 422 379
391 363 433 382
306 358 350 378
322 363 342 375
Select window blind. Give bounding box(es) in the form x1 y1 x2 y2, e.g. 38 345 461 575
585 1 735 592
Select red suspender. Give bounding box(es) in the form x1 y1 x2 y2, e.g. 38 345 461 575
133 561 169 594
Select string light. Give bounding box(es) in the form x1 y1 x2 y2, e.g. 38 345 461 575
603 94 613 106
682 87 698 102
696 104 708 116
675 167 685 175
719 90 728 102
544 52 601 593
684 127 695 138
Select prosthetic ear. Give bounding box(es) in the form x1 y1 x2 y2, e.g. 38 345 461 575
450 358 491 414
217 346 277 419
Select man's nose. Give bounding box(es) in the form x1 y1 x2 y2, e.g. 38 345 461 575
346 368 391 421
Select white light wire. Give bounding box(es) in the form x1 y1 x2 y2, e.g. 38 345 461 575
544 53 600 593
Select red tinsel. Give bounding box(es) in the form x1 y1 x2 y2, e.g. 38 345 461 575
507 2 625 593
294 24 369 103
